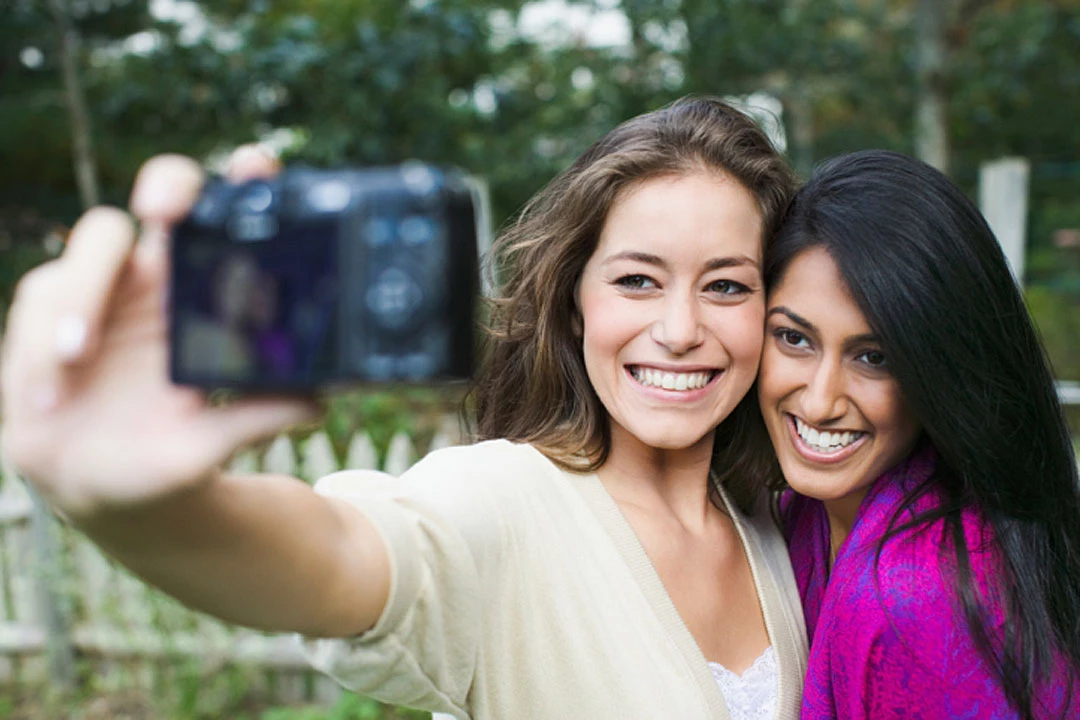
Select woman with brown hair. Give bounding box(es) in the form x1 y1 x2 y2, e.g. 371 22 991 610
1 98 806 719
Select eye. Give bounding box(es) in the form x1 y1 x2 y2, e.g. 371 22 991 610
707 279 750 295
614 274 656 290
856 349 888 369
773 327 810 349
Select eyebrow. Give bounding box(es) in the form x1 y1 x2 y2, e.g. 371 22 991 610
602 251 759 271
767 306 879 345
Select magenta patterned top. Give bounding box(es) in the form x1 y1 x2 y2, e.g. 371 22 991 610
782 445 1078 719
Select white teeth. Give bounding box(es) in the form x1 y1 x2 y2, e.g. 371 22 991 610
794 416 863 453
631 367 714 392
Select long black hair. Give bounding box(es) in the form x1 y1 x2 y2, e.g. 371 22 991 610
765 150 1080 718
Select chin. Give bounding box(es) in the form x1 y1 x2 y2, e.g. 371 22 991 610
632 428 714 452
781 467 858 502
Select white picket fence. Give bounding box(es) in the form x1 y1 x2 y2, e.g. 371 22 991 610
0 419 462 709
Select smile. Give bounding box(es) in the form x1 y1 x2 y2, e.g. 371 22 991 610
629 366 719 392
788 414 867 463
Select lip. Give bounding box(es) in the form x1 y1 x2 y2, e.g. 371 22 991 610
785 413 867 464
625 365 723 401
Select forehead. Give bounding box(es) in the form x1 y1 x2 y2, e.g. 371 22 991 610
594 172 764 264
769 248 872 334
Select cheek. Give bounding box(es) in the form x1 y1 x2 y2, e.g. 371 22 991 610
756 347 780 398
580 298 623 339
860 382 921 443
717 304 766 365
577 291 642 366
757 345 797 408
879 396 921 440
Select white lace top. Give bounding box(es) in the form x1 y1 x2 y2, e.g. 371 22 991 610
707 646 778 720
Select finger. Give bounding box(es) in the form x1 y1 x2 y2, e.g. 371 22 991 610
225 144 281 183
1 263 67 429
129 154 205 255
129 154 205 224
52 207 139 363
195 397 322 466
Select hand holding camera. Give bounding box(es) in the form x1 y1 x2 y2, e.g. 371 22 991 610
0 150 323 522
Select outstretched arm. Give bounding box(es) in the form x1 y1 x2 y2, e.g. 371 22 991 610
77 470 391 637
1 149 389 637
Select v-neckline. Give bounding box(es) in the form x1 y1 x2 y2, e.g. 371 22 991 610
573 471 794 720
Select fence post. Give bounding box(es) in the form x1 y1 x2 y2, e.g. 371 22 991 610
978 157 1030 282
26 482 77 694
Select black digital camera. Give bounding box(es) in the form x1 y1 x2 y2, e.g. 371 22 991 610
169 163 479 390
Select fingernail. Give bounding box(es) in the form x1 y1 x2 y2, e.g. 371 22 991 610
226 144 281 179
56 316 88 360
130 170 174 216
232 143 278 166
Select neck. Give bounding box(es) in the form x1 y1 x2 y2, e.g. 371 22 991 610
822 490 868 567
597 427 717 529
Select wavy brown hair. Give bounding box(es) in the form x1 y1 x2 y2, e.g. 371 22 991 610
469 96 796 513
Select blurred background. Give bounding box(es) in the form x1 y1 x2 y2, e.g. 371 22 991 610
1 0 1078 718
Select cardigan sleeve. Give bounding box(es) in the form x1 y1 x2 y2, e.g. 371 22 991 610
298 442 514 717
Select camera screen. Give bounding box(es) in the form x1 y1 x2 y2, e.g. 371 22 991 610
171 221 339 388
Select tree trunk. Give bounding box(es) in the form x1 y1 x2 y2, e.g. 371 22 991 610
50 0 99 209
914 0 950 173
785 86 815 180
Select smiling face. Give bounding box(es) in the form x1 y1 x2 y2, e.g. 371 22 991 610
576 172 766 461
759 247 922 527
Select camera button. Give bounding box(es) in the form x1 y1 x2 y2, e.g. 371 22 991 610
362 355 396 380
365 217 396 247
239 183 275 213
400 353 437 378
399 215 437 246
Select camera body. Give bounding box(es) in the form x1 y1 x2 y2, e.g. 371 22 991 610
169 163 479 390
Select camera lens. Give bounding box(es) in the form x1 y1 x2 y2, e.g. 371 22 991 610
366 268 422 329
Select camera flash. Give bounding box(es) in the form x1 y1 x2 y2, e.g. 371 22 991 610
308 180 352 212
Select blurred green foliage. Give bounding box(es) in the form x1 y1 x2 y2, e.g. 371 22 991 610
2 0 1077 447
259 693 428 720
1 0 1078 715
4 1 1076 373
6 0 1079 232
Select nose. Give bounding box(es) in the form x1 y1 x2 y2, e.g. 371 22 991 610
801 357 848 423
650 291 704 355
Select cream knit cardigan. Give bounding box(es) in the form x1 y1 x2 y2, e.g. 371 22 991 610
302 440 807 719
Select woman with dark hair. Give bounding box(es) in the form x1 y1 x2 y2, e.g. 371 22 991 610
757 149 1080 718
1 99 808 718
